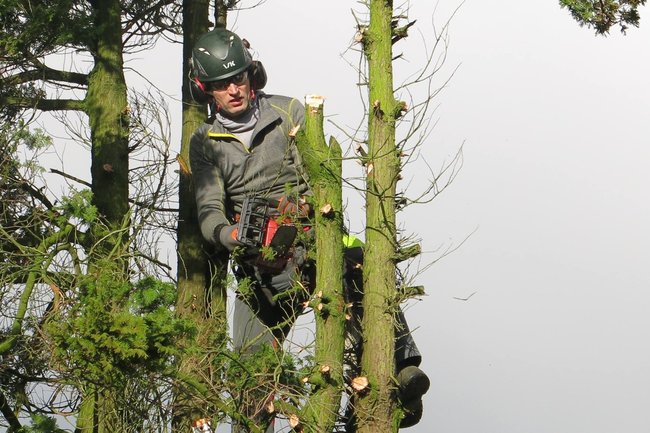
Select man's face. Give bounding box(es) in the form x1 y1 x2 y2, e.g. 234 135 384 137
205 71 252 118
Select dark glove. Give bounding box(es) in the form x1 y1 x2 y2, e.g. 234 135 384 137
214 224 243 252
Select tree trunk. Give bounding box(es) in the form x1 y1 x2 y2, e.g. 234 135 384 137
76 1 131 431
173 1 229 431
357 1 400 432
295 96 345 433
175 0 211 329
87 0 129 230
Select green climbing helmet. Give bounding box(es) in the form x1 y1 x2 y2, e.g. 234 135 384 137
191 28 253 82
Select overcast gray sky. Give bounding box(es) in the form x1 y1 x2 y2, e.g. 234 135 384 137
128 1 650 432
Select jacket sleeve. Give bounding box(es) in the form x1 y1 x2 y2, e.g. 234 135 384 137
189 126 229 245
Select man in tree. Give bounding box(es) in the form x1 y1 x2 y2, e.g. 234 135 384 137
188 28 429 428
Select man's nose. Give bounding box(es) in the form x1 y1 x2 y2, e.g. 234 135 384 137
226 82 239 93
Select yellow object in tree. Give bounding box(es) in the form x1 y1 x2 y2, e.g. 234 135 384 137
342 234 364 249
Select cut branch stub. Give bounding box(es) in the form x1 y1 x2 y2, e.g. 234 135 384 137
394 243 421 263
355 142 369 166
372 99 383 117
351 376 370 393
305 94 325 112
289 414 303 432
391 19 416 44
355 25 367 43
289 125 301 138
394 100 408 119
400 285 425 299
319 203 334 217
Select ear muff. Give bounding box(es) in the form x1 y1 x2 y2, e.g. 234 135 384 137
190 77 212 104
249 60 267 90
188 56 211 104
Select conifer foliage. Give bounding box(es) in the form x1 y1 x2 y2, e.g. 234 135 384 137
559 0 646 33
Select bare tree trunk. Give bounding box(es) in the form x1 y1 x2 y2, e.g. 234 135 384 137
175 0 211 325
295 96 346 433
357 1 400 432
87 0 129 229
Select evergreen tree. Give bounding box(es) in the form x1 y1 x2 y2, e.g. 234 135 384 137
559 0 646 33
1 2 185 432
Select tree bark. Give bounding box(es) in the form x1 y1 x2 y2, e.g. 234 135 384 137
175 0 211 325
295 96 345 433
86 0 129 229
357 1 400 432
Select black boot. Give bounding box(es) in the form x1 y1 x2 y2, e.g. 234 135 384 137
400 398 423 428
397 365 430 428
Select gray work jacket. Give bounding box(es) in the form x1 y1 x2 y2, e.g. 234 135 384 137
189 93 309 247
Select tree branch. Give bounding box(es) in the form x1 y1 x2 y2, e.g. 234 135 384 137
50 169 92 188
2 67 88 87
0 390 23 432
0 96 85 112
392 19 416 44
17 178 55 210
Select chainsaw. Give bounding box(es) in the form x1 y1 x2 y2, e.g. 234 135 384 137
235 196 299 271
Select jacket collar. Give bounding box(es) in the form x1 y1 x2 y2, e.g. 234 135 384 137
209 92 280 142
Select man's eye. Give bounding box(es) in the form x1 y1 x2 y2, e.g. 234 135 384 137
207 81 226 91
